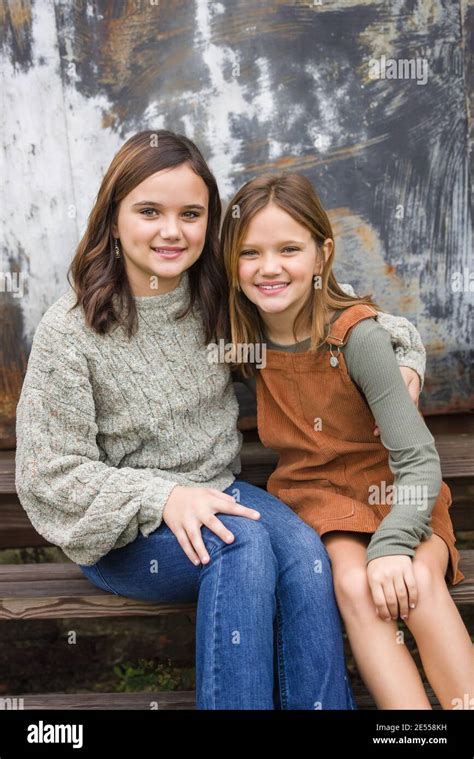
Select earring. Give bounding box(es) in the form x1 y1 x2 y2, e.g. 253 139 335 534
114 239 121 258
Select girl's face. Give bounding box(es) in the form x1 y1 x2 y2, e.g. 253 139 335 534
112 163 209 296
237 203 332 322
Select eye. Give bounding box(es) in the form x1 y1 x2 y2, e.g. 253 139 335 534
240 250 258 257
282 247 299 253
139 208 201 219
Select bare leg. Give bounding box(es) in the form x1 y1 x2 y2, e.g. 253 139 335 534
322 531 431 709
403 534 474 710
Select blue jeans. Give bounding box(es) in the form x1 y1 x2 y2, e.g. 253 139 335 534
79 480 357 710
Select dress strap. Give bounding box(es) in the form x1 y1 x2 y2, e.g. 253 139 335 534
325 305 379 347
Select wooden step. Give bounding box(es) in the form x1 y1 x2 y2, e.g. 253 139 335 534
0 551 473 621
0 562 197 620
4 683 440 710
1 691 195 710
0 451 15 494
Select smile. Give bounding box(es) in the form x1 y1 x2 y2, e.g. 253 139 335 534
152 247 186 259
255 282 290 295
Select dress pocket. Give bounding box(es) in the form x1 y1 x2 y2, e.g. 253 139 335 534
277 485 356 535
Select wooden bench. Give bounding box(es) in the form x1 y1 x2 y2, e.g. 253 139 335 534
1 413 473 709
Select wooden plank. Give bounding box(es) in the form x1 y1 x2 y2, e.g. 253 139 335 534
0 494 50 548
432 434 474 479
0 563 197 620
0 563 92 581
0 596 196 622
6 684 440 710
0 452 15 494
3 691 196 710
449 549 474 604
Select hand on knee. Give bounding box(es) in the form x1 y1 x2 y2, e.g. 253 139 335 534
367 555 417 621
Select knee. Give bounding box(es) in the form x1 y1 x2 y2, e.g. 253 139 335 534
204 516 274 564
333 566 373 618
411 559 443 597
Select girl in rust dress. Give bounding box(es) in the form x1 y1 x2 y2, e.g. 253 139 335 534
220 171 473 710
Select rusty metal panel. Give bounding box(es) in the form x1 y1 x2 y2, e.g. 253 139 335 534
0 0 472 445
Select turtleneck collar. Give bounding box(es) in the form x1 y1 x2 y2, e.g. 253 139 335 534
131 271 191 320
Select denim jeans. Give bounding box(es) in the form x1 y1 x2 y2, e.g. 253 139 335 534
79 479 357 710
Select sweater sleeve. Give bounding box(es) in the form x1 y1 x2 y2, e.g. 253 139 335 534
15 319 180 566
343 318 442 564
338 284 426 388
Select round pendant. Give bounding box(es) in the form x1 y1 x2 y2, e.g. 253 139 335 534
329 355 339 367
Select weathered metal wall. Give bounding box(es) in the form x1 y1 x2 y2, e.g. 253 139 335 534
0 0 472 446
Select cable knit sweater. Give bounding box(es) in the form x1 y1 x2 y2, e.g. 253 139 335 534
15 272 426 565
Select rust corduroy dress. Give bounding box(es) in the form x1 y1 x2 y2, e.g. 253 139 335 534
256 305 464 586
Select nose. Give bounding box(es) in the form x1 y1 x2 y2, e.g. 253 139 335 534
259 253 283 276
159 214 181 240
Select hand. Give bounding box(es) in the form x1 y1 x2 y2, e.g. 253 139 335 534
163 486 261 566
367 555 418 621
373 367 421 436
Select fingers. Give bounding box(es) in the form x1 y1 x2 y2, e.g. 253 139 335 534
371 580 398 621
216 501 261 519
404 568 418 613
372 574 418 621
371 584 391 621
392 568 419 620
208 490 261 519
383 580 399 620
170 489 262 567
175 529 202 566
202 514 235 545
394 576 409 620
187 526 211 565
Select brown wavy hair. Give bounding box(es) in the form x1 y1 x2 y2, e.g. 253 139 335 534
220 172 382 377
67 129 228 341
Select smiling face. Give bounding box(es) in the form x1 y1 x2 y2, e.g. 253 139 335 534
112 162 209 296
237 203 333 340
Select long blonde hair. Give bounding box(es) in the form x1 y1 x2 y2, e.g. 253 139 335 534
220 172 382 377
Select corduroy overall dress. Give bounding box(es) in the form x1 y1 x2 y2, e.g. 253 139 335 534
256 304 464 586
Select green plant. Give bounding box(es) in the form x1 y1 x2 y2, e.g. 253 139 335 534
113 658 195 692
